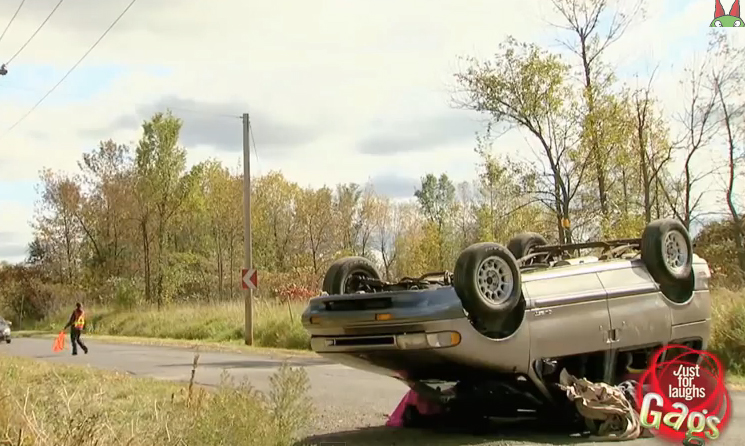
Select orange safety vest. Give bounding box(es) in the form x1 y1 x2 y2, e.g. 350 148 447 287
73 311 85 330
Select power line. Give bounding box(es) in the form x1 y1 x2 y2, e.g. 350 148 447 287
248 120 262 174
6 0 63 65
0 0 139 140
0 81 242 120
0 0 26 47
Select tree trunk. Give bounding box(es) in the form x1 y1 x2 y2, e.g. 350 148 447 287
141 218 152 303
716 78 745 276
229 232 235 300
581 44 608 218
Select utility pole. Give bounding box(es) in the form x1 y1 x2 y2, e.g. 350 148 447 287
242 113 254 345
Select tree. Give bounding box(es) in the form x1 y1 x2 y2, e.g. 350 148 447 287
630 75 674 223
694 219 745 288
455 38 589 243
202 161 239 300
76 140 135 277
550 0 643 219
252 171 302 271
334 183 363 256
472 134 548 242
132 111 195 308
296 186 335 276
33 170 84 283
665 59 719 230
711 33 745 277
371 196 407 280
415 173 457 269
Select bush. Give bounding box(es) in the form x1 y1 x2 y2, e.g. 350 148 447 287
0 265 81 327
0 354 313 446
709 289 745 374
260 267 321 300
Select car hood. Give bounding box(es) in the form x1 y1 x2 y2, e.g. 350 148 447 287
0 320 10 330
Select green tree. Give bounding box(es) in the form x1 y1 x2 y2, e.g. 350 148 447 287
76 140 135 277
132 111 196 308
296 186 335 276
33 170 84 283
415 173 457 269
252 171 302 271
455 38 588 243
551 0 642 220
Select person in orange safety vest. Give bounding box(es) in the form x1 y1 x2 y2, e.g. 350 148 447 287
63 302 89 356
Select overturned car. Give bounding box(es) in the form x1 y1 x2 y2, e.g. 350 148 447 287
301 218 712 424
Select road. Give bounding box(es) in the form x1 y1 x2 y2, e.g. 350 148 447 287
2 337 742 446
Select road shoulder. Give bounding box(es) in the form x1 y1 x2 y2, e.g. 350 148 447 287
13 330 320 359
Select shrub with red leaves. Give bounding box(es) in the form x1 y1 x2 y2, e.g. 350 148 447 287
273 283 317 301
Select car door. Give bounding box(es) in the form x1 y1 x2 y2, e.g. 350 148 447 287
596 261 672 351
526 269 612 360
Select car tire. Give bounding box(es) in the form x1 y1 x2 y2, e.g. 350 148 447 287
641 218 693 287
507 232 548 261
5 338 10 344
453 242 522 320
322 256 382 295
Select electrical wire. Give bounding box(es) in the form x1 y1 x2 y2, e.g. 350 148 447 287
0 81 242 120
248 120 262 174
0 0 27 47
5 0 63 64
0 0 139 140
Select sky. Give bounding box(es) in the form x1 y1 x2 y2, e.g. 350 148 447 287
0 0 742 263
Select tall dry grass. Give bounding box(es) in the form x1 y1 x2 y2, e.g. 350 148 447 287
0 353 313 446
31 299 310 350
709 288 745 374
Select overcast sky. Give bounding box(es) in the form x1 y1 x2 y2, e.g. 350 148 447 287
0 0 742 263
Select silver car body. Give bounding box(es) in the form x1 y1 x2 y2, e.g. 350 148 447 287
302 253 712 401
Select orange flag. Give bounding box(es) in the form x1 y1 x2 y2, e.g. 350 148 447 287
52 331 65 352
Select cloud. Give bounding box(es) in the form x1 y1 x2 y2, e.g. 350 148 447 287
0 0 740 262
91 96 321 157
0 232 27 261
369 174 421 199
358 111 488 155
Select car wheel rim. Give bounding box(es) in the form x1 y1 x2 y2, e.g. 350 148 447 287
343 269 370 293
663 230 688 275
477 256 514 303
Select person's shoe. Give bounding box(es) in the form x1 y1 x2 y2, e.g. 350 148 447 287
72 352 78 356
84 348 89 354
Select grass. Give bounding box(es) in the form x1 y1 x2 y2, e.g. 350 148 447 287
28 299 310 350
0 353 313 446
22 289 745 374
709 288 745 375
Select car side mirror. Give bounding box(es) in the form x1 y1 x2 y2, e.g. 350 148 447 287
7 321 12 326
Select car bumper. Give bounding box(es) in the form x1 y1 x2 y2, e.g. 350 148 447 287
308 316 531 381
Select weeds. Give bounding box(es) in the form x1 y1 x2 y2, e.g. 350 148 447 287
0 354 313 446
30 300 310 350
709 288 745 374
23 289 745 373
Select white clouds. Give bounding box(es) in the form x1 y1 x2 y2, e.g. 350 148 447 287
0 200 33 263
0 0 741 261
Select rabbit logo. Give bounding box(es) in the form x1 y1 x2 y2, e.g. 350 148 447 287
711 0 742 26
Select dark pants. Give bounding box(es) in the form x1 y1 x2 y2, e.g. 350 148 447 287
70 328 88 355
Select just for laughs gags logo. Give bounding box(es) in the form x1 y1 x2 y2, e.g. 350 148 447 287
711 0 742 27
636 345 731 445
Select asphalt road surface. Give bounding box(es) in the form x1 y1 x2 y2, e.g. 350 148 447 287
2 337 742 446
